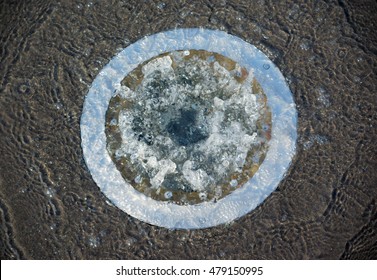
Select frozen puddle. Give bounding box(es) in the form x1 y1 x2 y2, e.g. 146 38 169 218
106 50 271 205
81 28 297 229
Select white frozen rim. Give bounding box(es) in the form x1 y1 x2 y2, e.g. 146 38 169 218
80 28 297 229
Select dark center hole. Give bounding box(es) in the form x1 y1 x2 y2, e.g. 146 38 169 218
166 109 209 146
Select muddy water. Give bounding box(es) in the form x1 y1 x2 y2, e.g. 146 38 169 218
1 0 376 259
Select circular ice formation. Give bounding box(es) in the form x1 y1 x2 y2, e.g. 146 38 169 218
81 28 297 229
105 50 271 205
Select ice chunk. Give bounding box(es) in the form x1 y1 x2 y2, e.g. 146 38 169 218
182 160 211 191
150 159 176 188
142 56 173 76
230 179 238 187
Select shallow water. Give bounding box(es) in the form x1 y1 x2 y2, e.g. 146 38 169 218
1 0 377 259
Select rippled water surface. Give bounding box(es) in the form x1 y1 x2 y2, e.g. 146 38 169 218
1 0 376 259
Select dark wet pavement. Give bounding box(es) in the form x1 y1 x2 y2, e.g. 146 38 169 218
0 0 376 259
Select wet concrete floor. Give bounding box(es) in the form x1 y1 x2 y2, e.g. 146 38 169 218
0 0 377 259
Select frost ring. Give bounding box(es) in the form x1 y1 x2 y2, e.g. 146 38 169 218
81 28 297 229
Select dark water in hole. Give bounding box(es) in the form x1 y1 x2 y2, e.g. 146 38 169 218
167 108 209 146
1 0 377 259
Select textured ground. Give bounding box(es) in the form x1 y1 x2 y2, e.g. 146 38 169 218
0 0 376 259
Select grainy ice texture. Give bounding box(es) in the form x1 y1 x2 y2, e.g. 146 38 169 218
0 0 377 259
107 50 272 204
81 29 296 229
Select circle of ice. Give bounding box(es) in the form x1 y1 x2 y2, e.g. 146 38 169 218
81 28 297 229
106 50 271 204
